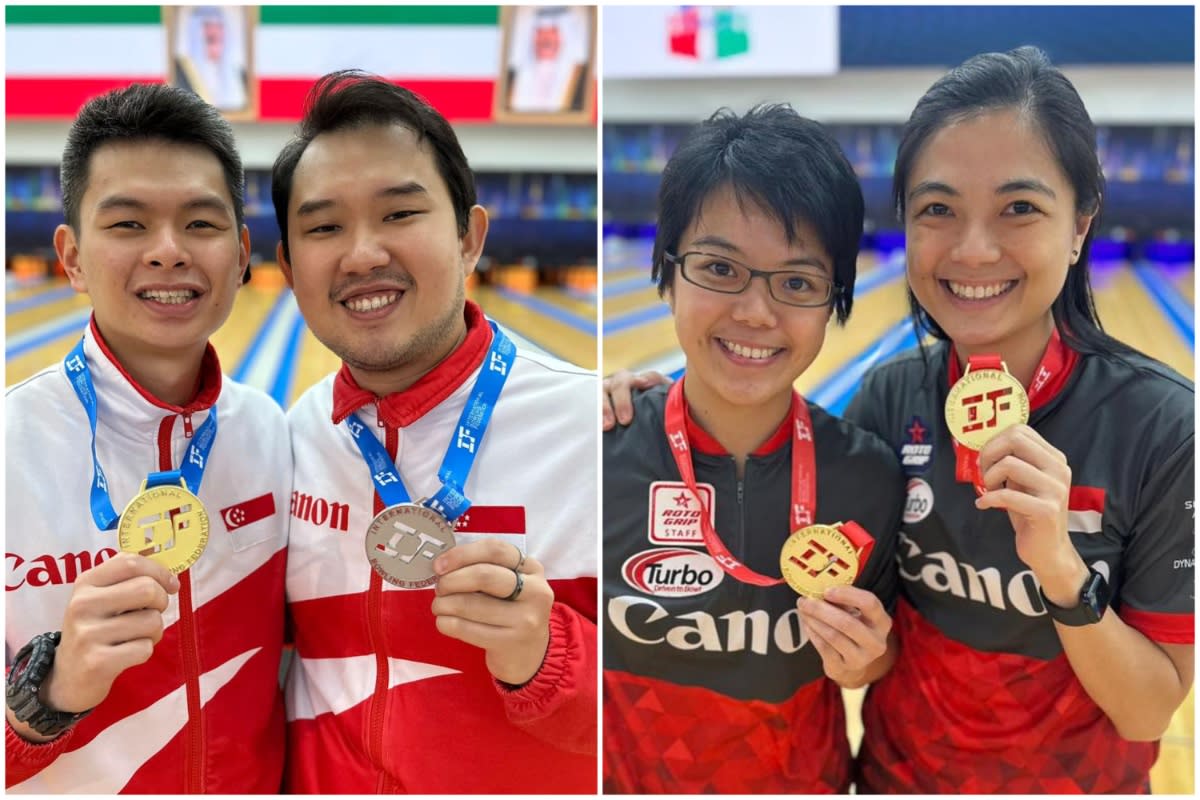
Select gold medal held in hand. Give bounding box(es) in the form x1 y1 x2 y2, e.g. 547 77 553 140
944 360 1029 450
780 524 861 599
117 478 209 574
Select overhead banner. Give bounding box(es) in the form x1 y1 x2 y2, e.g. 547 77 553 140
603 6 838 78
4 5 564 122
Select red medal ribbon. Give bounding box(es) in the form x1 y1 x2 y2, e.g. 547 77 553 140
664 381 873 586
948 329 1078 493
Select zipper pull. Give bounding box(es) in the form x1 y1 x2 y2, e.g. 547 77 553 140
183 413 194 438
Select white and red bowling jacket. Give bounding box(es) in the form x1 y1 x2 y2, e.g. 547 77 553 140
284 301 598 793
5 318 291 793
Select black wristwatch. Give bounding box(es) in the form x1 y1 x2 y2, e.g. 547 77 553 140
1039 567 1111 626
6 632 92 738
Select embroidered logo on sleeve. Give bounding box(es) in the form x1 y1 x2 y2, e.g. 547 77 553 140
648 481 713 545
222 492 277 532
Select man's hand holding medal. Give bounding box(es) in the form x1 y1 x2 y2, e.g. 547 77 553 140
40 553 180 721
432 539 553 686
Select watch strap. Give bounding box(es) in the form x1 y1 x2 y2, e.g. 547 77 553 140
6 632 92 737
1039 567 1109 627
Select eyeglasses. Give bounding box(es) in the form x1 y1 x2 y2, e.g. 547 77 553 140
665 251 841 308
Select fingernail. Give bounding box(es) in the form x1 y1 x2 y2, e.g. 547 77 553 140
433 557 447 574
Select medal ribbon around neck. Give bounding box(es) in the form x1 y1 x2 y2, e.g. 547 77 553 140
64 338 218 531
345 322 515 521
947 330 1073 493
663 380 818 587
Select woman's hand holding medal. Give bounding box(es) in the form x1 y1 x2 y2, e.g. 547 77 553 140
41 553 180 714
973 424 1089 601
796 586 894 689
431 539 553 686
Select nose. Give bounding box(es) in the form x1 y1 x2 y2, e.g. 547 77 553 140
341 225 389 274
145 227 188 269
729 274 778 328
950 219 1002 267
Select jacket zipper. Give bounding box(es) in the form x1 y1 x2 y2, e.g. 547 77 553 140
158 415 204 793
366 421 398 792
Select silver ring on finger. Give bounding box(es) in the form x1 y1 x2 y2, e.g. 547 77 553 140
503 568 524 602
512 543 526 573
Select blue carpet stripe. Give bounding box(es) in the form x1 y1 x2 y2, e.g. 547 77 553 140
1132 262 1194 350
6 309 91 359
808 320 919 416
606 303 670 334
232 289 294 383
6 286 79 314
493 288 596 334
604 275 655 298
268 311 308 408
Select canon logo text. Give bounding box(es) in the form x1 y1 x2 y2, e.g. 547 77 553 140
607 595 810 655
7 548 119 590
291 491 350 532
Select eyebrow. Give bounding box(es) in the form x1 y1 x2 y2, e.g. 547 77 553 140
688 234 830 273
95 194 232 217
997 178 1057 199
295 181 430 218
908 178 1057 201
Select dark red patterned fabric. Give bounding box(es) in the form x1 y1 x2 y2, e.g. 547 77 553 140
604 670 850 794
855 599 1157 794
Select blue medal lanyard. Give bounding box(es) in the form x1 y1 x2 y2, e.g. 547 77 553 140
345 322 515 522
65 338 219 531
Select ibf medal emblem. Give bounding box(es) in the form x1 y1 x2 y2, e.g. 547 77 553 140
944 363 1029 450
779 524 860 599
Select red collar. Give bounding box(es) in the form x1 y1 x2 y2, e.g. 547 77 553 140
332 300 493 428
682 377 795 457
90 316 222 413
947 326 1079 411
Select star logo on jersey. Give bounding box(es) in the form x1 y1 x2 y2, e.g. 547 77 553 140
648 481 711 544
899 415 933 474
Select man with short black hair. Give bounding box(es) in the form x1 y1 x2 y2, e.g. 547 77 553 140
273 71 597 793
6 83 290 793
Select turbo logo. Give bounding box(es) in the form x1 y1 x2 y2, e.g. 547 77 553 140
622 548 724 597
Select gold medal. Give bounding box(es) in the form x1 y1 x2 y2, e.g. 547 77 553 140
944 362 1030 450
779 524 860 599
117 479 209 574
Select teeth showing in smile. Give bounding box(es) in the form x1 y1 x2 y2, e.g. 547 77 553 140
719 339 782 361
345 292 400 313
946 280 1015 300
139 289 197 304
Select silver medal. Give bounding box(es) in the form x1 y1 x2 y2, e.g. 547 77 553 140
364 503 457 588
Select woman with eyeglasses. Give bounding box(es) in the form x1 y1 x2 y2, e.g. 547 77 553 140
604 47 1194 794
602 104 905 793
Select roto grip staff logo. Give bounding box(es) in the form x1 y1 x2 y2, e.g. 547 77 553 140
622 548 724 597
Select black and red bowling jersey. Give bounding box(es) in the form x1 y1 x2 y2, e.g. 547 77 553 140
602 385 904 793
845 340 1195 794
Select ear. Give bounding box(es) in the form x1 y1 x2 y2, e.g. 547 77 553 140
276 241 295 289
237 225 252 286
1071 203 1098 264
664 282 675 313
459 205 489 279
55 224 87 293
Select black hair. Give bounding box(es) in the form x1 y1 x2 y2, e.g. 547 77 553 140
893 45 1138 359
61 82 245 232
651 104 864 324
272 70 476 263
